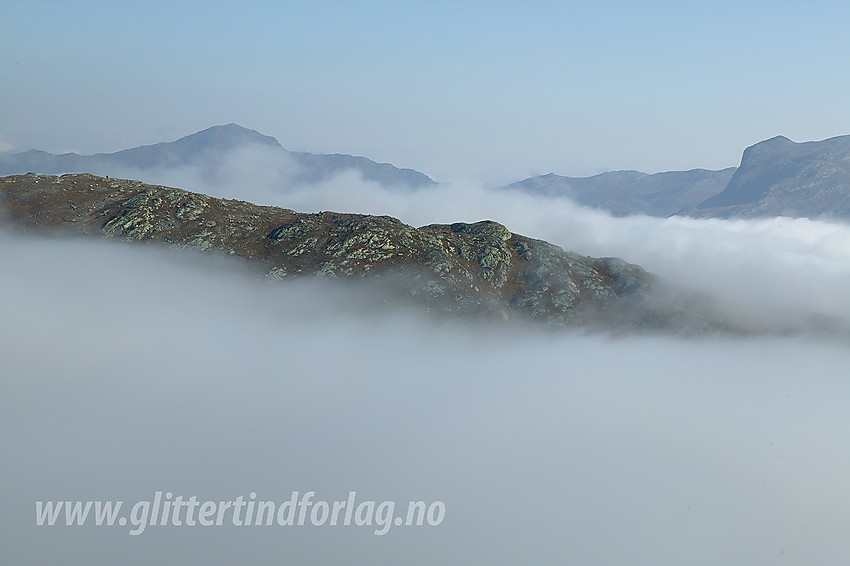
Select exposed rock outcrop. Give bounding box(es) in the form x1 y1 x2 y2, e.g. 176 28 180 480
1 173 657 327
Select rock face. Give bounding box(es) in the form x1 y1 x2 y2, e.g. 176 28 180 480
505 134 850 220
0 124 436 190
694 135 850 219
1 173 654 327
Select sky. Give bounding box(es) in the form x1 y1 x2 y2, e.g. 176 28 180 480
2 0 850 183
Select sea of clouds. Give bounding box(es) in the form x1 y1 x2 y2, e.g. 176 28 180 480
107 144 850 334
2 149 850 565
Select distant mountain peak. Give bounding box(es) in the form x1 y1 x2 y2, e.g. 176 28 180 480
696 134 850 215
762 135 793 144
164 123 283 153
0 124 435 189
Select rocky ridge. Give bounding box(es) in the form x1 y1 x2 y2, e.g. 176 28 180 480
1 173 657 328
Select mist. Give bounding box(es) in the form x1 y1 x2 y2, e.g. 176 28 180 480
3 148 850 564
2 221 850 565
100 145 850 335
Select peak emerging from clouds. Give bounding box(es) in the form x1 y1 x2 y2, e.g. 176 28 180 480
0 124 436 190
506 134 850 220
100 123 283 169
696 134 850 216
4 126 850 220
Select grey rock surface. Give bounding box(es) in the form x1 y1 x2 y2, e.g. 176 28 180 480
694 135 850 219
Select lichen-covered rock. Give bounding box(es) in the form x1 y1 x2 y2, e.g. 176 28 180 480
0 173 657 327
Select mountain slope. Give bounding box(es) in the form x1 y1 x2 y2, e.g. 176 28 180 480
106 123 282 169
1 173 664 328
505 134 850 220
0 124 436 189
506 168 736 217
694 135 850 218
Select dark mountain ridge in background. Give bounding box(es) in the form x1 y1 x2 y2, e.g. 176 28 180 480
106 123 282 169
691 134 850 218
506 134 850 220
505 168 737 217
3 126 849 220
0 124 436 190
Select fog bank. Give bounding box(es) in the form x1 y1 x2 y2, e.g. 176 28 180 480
104 151 850 335
2 233 850 565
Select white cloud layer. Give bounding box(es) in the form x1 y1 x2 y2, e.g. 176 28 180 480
2 156 849 564
106 149 850 335
2 231 850 565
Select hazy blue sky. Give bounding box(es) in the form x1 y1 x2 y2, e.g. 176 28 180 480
2 0 849 182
